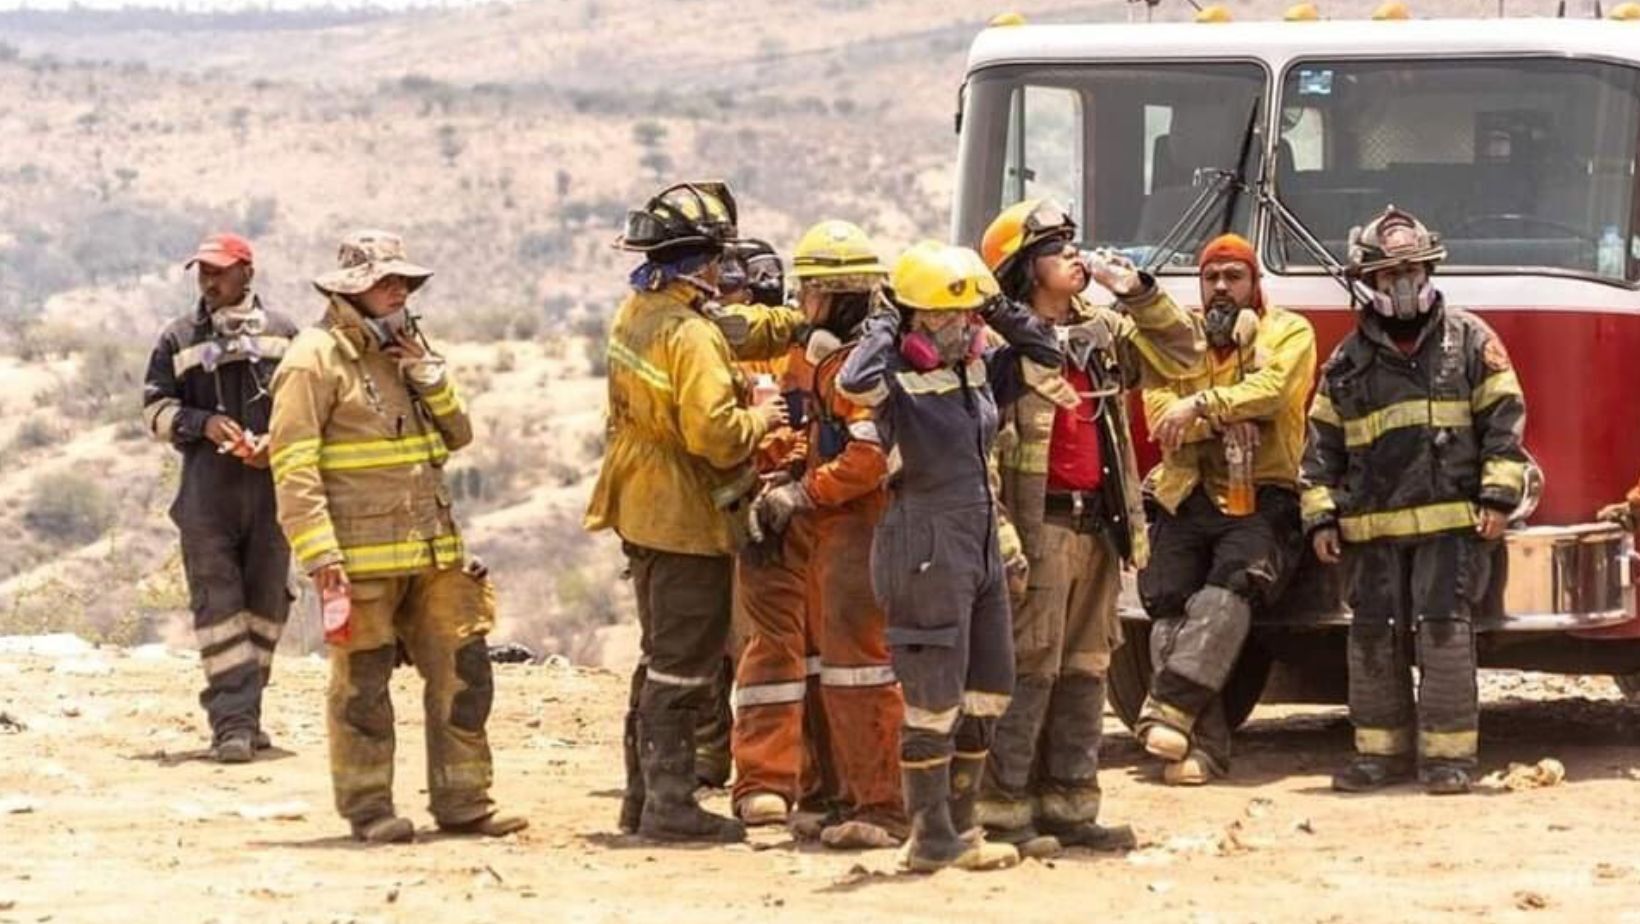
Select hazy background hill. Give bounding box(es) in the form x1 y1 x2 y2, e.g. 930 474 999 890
0 0 1570 660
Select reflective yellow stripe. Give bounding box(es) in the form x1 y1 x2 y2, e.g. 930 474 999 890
1471 370 1522 412
1342 399 1471 449
421 381 462 417
290 523 340 566
341 535 464 577
1339 501 1477 542
901 755 952 770
1140 696 1194 733
1309 392 1342 428
607 338 672 393
1000 439 1050 475
1419 729 1478 760
271 438 322 483
1301 485 1336 521
1355 726 1413 756
318 433 449 472
1482 457 1527 493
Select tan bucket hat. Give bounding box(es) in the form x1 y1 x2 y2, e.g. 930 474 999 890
313 229 433 296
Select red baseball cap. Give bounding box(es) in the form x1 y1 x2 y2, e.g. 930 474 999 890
185 233 254 269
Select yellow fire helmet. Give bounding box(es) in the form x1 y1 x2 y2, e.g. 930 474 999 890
1371 1 1411 20
1610 2 1640 19
890 241 1000 312
791 220 888 280
1284 2 1321 21
1195 4 1233 23
981 198 1076 279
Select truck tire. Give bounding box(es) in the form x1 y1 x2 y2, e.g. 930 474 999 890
1107 620 1273 732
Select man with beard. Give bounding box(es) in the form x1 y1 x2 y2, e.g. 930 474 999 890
142 233 298 763
1304 206 1526 795
1135 234 1316 786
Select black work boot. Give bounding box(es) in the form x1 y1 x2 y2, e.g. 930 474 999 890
636 709 746 843
1420 762 1473 796
212 730 255 764
618 709 645 833
1332 754 1415 793
899 763 969 873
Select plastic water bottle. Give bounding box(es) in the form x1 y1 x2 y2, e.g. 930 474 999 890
1598 225 1625 279
1224 430 1257 517
322 583 352 646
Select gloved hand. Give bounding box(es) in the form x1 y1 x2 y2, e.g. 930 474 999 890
1021 358 1081 410
868 288 902 327
401 355 447 389
700 301 750 348
1599 501 1636 532
1004 550 1030 602
752 481 813 539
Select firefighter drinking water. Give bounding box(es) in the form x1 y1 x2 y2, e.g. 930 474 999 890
974 200 1204 851
1304 206 1528 795
142 232 298 763
584 181 790 844
731 220 908 849
269 231 527 843
838 241 1064 872
1136 234 1317 786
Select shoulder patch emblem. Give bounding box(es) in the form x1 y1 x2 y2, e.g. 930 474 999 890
1482 336 1512 373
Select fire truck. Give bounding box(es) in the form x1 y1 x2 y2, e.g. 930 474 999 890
949 7 1640 728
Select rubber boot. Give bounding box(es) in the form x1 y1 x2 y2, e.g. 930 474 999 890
618 709 644 833
637 710 746 844
948 750 988 839
898 763 970 873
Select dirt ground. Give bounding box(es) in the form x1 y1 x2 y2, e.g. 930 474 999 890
3 645 1640 924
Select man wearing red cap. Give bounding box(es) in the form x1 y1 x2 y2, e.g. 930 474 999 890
142 232 300 763
1134 233 1316 785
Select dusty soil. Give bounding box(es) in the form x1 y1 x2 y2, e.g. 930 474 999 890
3 646 1640 924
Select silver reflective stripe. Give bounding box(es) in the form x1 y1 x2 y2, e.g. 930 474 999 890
173 335 290 378
143 398 181 442
904 704 960 733
838 378 890 408
646 667 717 688
820 664 897 687
805 656 823 677
245 612 284 643
962 691 1012 717
732 681 807 709
847 420 881 443
195 614 249 649
201 639 259 678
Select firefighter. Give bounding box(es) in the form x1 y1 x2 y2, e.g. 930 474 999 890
974 201 1204 849
1304 206 1528 795
269 230 527 843
837 241 1064 873
1135 233 1316 786
584 181 792 844
142 233 298 763
732 220 908 850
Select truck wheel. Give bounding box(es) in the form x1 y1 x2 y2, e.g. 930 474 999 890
1107 620 1273 732
1615 673 1640 701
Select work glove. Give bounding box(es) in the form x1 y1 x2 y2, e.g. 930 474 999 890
1004 550 1030 605
400 354 448 389
752 481 813 540
1021 358 1081 410
1598 500 1637 532
700 300 750 348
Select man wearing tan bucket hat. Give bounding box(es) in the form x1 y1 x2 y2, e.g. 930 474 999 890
268 230 527 843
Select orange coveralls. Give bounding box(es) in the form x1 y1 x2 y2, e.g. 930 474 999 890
731 343 905 832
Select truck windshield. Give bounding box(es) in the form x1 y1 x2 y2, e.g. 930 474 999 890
955 62 1267 271
1270 57 1640 283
